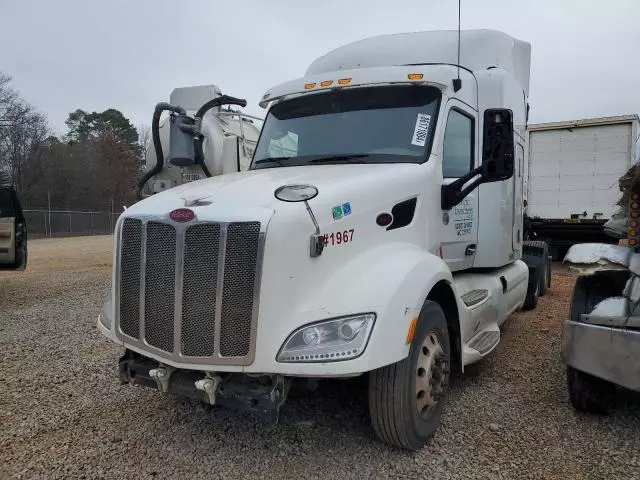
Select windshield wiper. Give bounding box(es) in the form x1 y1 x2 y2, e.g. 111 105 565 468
252 157 291 168
309 154 369 164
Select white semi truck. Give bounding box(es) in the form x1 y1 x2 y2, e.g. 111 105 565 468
98 29 549 450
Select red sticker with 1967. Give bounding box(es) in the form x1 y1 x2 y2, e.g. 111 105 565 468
324 229 354 246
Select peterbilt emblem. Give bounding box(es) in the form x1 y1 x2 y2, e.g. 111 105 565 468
170 208 195 222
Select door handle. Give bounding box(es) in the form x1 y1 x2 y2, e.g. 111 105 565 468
465 244 477 256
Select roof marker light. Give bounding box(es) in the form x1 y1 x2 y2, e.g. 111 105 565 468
304 83 317 90
320 80 333 87
338 78 352 85
408 73 424 80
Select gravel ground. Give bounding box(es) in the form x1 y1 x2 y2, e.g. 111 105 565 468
1 237 639 479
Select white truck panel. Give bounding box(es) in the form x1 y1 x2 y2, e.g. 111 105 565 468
305 29 531 96
528 119 638 220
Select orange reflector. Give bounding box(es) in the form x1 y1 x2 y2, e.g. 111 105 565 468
320 80 333 87
630 238 638 246
406 317 418 344
633 193 639 201
631 220 638 228
304 82 316 90
633 202 640 210
338 78 352 85
629 229 637 237
408 73 424 80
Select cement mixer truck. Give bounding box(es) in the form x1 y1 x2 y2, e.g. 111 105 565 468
137 84 262 197
98 29 550 450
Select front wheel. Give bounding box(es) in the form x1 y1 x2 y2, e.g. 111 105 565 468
368 301 450 450
567 366 614 414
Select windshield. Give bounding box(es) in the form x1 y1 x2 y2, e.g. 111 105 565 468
252 85 441 168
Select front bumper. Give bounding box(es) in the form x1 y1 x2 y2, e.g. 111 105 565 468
561 320 640 391
119 350 289 423
98 307 406 376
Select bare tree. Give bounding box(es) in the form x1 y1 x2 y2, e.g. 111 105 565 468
1 72 142 211
0 72 50 189
137 123 151 166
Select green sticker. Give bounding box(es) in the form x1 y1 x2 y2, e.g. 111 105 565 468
332 205 343 220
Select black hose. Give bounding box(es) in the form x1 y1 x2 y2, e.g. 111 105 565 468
136 102 186 200
194 136 213 177
193 95 247 178
194 95 247 120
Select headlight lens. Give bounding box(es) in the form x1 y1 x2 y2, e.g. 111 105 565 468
277 313 375 363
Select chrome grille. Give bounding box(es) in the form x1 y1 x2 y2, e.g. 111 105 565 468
116 217 264 365
181 224 220 356
220 222 260 357
119 218 142 339
144 222 176 352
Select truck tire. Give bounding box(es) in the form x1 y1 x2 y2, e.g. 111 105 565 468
566 366 614 414
522 240 549 307
523 266 540 310
565 274 624 413
546 253 552 291
539 245 550 297
368 301 450 450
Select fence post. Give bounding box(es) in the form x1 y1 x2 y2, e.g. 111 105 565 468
90 212 93 235
43 211 48 238
69 212 72 236
47 191 52 238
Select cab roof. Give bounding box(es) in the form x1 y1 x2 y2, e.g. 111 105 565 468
305 29 531 96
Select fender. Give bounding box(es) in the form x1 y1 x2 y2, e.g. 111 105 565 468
298 242 461 371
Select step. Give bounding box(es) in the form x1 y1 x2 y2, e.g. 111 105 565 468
468 330 500 355
460 289 489 307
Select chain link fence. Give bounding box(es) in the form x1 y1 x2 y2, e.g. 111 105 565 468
24 210 120 238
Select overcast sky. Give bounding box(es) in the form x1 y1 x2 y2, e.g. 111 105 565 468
1 0 638 134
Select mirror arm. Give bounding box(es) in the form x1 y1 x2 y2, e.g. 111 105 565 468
441 165 484 210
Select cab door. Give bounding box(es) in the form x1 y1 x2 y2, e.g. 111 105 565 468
0 186 27 270
438 103 479 272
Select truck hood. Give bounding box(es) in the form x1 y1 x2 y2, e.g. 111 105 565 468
126 164 425 218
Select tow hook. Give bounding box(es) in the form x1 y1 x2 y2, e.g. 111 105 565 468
195 374 222 405
148 365 175 393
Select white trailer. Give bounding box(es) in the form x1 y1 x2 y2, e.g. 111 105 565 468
98 29 549 450
525 115 640 258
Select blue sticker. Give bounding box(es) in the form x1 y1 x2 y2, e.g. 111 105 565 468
342 202 352 216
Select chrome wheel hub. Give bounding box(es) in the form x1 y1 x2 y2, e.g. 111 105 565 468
415 331 446 418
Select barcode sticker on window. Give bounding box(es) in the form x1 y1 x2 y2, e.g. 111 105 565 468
411 113 432 147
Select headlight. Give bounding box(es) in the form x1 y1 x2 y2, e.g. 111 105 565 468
277 313 375 363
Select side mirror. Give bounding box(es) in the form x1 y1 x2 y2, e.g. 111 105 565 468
481 109 514 182
441 108 515 210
